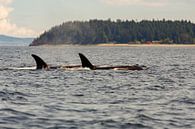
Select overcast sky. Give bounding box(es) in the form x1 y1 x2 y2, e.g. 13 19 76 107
0 0 195 37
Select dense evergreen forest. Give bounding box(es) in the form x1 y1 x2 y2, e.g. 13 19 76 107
30 19 195 46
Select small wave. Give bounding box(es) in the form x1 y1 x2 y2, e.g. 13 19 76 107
119 122 152 129
158 77 176 83
99 119 151 129
136 114 157 121
0 90 28 97
0 90 28 102
146 85 166 91
170 97 195 105
0 108 35 117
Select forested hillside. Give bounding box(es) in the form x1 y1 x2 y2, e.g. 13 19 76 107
30 19 195 46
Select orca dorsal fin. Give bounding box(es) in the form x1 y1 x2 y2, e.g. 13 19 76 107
31 54 48 69
78 53 95 70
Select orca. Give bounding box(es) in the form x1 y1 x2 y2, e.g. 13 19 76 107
78 53 146 70
31 53 146 70
0 54 46 70
31 54 48 69
31 54 82 70
2 54 145 71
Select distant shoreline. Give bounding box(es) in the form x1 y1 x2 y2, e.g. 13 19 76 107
30 43 195 47
97 43 195 47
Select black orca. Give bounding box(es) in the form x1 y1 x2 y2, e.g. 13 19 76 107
31 53 146 70
31 54 82 70
78 53 146 70
79 53 95 70
31 54 48 69
3 55 48 70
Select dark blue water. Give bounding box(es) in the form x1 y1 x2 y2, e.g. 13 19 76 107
0 45 195 129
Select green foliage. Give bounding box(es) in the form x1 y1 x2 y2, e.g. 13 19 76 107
30 19 195 46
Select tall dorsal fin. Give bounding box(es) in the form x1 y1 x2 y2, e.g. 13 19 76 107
31 54 48 69
78 53 95 70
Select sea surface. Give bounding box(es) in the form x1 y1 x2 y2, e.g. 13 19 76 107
0 45 195 129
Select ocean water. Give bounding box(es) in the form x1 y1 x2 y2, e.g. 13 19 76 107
0 45 195 129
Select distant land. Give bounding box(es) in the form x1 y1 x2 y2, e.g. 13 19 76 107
30 19 195 46
0 35 34 46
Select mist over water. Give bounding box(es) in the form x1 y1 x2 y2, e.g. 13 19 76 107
0 45 195 129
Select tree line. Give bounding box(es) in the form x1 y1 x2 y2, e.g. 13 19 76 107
30 19 195 46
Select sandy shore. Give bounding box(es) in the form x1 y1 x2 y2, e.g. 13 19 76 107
97 43 195 47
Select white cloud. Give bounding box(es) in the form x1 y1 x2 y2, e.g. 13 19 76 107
0 0 12 5
101 0 168 7
0 6 12 19
0 0 36 37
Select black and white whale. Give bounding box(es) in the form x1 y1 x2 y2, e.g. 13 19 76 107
31 54 82 70
78 53 146 70
8 53 146 71
2 54 81 70
32 53 146 70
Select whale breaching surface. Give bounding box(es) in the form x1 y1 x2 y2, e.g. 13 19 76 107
31 53 146 70
78 53 145 70
31 54 81 70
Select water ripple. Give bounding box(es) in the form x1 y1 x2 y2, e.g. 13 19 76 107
0 46 195 129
